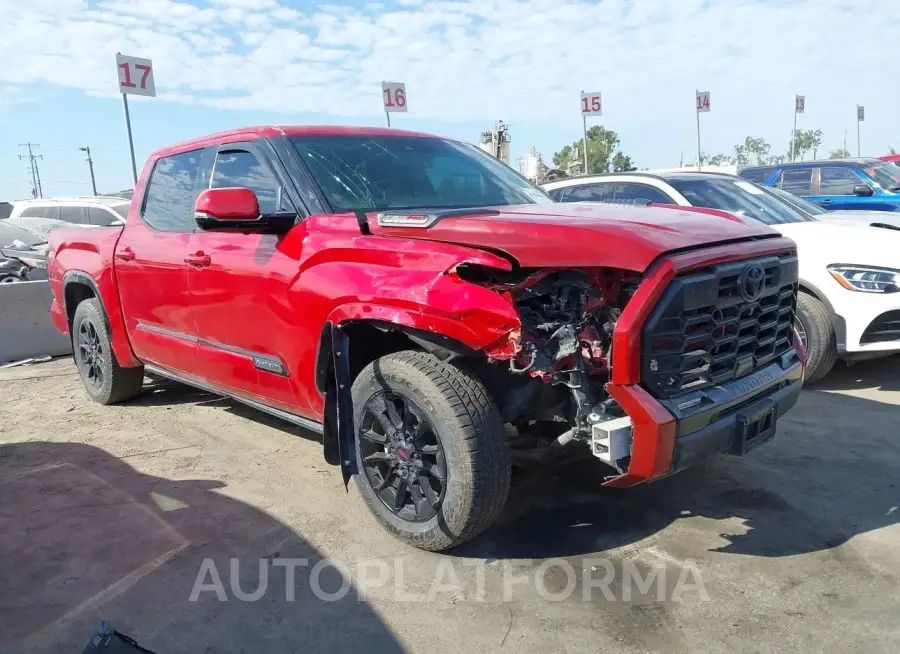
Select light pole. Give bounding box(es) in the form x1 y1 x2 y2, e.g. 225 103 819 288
79 146 98 196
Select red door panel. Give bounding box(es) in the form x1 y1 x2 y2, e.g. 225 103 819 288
115 222 198 373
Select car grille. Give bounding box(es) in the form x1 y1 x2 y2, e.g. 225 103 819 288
641 253 799 399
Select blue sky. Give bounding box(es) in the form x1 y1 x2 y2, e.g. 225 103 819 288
1 0 898 200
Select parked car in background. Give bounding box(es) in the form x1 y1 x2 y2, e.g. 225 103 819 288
5 196 129 226
542 171 900 382
0 216 95 282
766 185 900 231
738 159 900 212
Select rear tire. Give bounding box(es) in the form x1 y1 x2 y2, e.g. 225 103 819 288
72 298 144 404
352 351 511 552
795 292 837 383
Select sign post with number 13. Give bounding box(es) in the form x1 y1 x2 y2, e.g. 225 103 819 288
115 53 156 185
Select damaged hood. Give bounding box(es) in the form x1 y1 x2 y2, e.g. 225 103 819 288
370 203 781 271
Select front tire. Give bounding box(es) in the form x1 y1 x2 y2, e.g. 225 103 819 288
795 292 838 383
352 351 511 551
72 298 144 404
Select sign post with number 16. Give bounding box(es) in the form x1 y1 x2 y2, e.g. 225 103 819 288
115 53 156 185
381 81 407 127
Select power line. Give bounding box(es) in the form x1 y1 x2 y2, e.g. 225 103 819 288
18 143 43 198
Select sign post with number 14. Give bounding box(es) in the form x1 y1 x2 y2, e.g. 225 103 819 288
115 53 156 185
695 91 710 171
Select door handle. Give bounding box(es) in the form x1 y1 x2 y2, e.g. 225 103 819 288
184 252 211 268
115 248 135 262
820 199 833 205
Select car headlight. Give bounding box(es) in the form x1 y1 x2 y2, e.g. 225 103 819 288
827 264 900 293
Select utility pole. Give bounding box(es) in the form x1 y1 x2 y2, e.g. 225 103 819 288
18 143 43 198
79 146 98 196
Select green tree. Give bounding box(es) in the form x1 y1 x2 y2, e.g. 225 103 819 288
708 153 733 166
829 148 852 159
733 136 771 167
788 128 823 161
552 125 633 174
611 151 636 172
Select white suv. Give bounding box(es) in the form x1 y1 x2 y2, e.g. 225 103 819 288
543 171 900 381
6 196 128 227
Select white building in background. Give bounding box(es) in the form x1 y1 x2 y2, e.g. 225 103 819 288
518 147 547 183
479 120 511 166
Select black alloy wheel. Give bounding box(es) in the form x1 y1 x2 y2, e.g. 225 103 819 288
358 390 447 523
77 316 106 391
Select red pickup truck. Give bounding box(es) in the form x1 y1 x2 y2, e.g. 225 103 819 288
48 125 805 551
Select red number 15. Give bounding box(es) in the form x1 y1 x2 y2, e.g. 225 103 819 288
581 96 601 113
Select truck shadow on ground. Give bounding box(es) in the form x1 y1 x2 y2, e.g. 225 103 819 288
0 441 404 654
454 367 900 561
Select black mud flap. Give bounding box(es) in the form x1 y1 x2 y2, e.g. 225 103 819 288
322 323 358 488
729 398 778 456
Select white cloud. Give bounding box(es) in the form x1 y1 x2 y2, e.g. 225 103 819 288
0 0 898 159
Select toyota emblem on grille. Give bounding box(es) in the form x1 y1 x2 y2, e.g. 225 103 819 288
739 264 766 301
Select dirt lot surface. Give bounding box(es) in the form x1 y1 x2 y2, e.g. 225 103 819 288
1 357 899 653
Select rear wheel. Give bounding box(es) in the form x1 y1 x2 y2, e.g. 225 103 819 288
795 292 837 383
72 298 144 404
352 351 511 551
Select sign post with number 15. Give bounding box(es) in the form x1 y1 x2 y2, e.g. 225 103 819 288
579 91 602 174
115 53 156 185
381 81 407 127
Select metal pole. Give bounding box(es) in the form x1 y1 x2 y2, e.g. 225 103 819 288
582 114 589 174
34 157 44 198
386 111 391 128
791 109 797 162
695 91 702 171
81 147 98 196
857 115 861 157
122 93 138 185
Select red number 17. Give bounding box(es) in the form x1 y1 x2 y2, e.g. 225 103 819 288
119 62 152 89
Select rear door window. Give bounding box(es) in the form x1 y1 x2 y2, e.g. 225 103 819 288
819 167 862 195
86 207 121 226
141 150 204 232
58 206 86 224
19 206 50 218
775 168 813 195
611 183 672 205
559 183 612 202
738 168 771 184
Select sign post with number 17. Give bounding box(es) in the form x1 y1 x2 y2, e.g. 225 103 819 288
116 53 156 185
381 81 407 127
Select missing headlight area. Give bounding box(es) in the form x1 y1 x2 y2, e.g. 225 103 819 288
465 266 640 472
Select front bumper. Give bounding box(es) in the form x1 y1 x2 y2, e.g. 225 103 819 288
829 283 900 353
601 236 805 488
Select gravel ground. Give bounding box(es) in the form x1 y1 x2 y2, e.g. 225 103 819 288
1 356 898 653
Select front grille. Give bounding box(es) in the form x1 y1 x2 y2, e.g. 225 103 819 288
642 253 799 399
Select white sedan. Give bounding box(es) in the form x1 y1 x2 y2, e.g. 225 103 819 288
542 171 900 381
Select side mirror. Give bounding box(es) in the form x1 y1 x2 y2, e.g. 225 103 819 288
194 187 260 230
193 187 298 234
852 184 875 197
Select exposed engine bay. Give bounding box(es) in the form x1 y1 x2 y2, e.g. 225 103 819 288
465 266 640 473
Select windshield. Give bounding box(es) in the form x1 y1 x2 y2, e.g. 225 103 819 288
765 186 828 216
290 135 552 212
0 222 45 248
863 162 900 191
668 177 814 225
